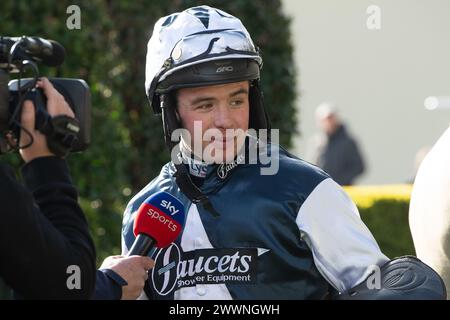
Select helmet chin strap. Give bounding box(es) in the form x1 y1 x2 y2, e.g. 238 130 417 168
160 94 220 217
249 81 271 134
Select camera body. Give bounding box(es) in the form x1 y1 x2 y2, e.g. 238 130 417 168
7 77 91 152
0 36 91 155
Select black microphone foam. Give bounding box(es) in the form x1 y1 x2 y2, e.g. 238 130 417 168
42 40 65 67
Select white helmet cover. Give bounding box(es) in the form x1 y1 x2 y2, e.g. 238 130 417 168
145 5 263 113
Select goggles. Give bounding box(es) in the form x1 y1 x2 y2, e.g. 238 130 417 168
168 28 260 72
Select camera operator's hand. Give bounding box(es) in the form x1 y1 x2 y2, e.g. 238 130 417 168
20 77 75 163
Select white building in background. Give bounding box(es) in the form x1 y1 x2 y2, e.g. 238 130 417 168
282 0 450 184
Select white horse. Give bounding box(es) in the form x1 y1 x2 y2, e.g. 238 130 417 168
409 125 450 299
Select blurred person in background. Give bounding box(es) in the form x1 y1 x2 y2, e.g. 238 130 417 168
310 102 365 186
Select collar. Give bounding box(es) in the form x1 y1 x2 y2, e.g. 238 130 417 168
178 134 259 180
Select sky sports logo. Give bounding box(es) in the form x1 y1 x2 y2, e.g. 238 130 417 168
143 195 184 232
135 191 185 248
144 199 182 232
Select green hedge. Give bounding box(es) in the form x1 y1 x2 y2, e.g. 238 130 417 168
359 199 415 259
345 184 415 259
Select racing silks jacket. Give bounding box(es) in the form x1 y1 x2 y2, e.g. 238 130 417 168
121 139 388 300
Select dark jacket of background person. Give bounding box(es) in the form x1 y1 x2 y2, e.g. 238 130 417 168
0 157 96 299
313 124 365 186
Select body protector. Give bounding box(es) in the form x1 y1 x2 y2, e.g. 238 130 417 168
144 6 270 212
335 256 446 300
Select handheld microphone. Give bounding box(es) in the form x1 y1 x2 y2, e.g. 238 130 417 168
0 36 65 67
127 191 186 256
